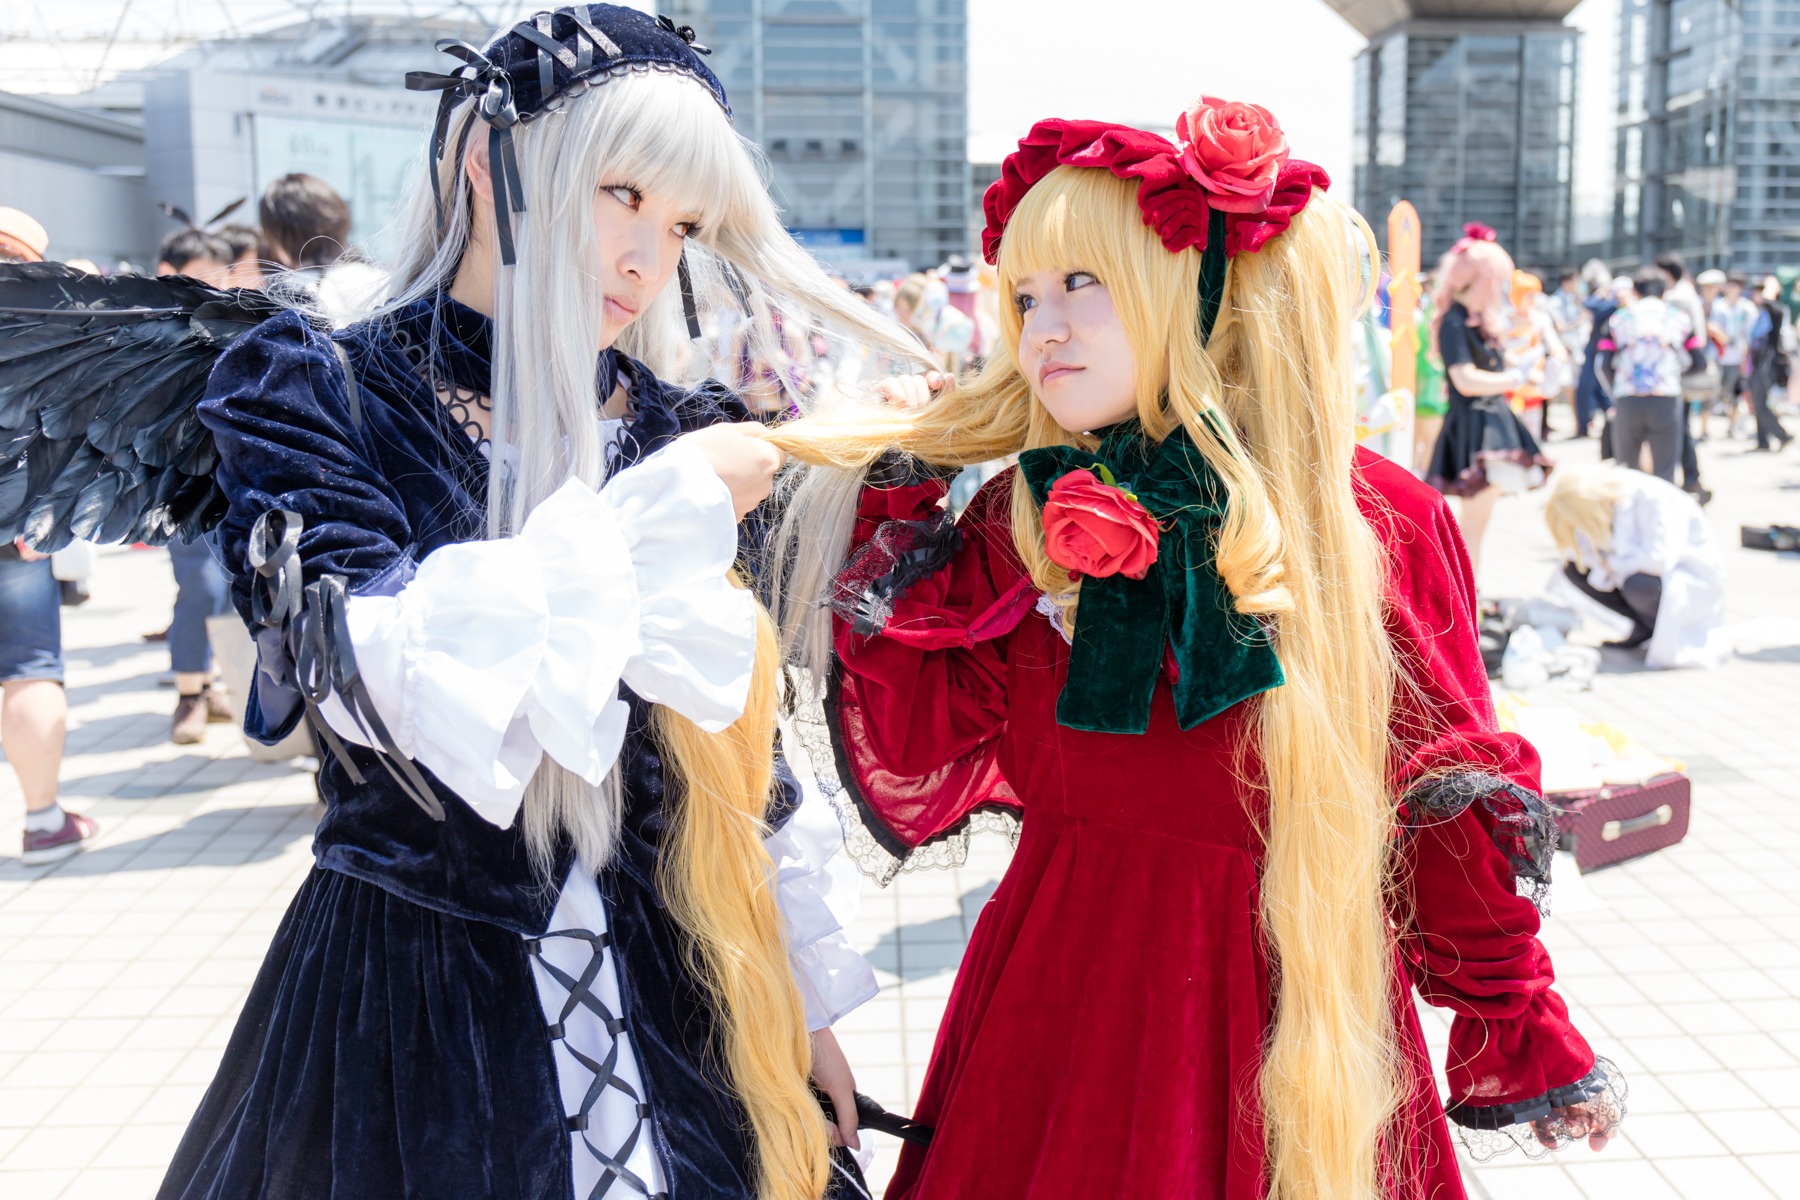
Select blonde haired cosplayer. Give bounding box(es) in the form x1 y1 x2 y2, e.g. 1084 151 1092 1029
763 166 1410 1199
367 66 919 1200
1542 464 1631 570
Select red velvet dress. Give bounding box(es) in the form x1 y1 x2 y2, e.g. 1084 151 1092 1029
830 449 1604 1200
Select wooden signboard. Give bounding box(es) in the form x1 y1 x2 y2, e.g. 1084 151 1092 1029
1387 200 1421 403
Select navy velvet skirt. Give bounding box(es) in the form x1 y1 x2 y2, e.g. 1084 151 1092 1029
156 867 570 1200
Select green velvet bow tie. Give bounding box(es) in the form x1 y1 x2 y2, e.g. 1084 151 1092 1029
1018 422 1284 735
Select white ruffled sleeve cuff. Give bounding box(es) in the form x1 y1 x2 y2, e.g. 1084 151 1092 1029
614 441 757 730
321 441 754 829
765 773 879 1030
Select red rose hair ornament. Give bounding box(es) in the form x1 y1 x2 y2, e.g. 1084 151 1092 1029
981 101 1330 265
981 97 1329 340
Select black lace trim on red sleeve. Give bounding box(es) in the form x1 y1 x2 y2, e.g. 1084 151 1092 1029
829 510 964 636
1399 771 1558 913
864 450 959 490
779 666 1020 887
1449 1058 1627 1161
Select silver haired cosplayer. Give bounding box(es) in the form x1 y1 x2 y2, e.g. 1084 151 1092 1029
0 6 924 1200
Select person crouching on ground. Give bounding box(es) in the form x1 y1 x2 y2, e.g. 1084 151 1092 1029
1545 463 1730 669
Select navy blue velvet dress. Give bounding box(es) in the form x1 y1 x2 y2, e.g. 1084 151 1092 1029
157 295 789 1200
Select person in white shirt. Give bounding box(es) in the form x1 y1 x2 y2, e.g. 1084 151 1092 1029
1544 463 1729 669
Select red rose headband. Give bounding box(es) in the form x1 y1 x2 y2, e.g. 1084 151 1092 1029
981 97 1330 341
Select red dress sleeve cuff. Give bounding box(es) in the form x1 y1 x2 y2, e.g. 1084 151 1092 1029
1443 986 1597 1114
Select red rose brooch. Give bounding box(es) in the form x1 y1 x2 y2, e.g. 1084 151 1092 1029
1041 465 1160 581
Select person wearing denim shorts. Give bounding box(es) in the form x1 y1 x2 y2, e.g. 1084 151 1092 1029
0 207 98 865
0 539 96 864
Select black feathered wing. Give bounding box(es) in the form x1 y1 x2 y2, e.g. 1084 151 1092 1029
0 262 286 551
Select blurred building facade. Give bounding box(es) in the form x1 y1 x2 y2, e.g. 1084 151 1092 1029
1611 0 1800 273
0 91 152 265
661 0 969 274
1335 0 1581 270
141 19 462 263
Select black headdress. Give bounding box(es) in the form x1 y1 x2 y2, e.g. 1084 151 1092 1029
0 6 733 559
406 2 728 314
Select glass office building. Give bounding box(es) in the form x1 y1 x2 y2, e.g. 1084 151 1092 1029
1337 2 1581 270
1612 0 1800 273
661 0 969 273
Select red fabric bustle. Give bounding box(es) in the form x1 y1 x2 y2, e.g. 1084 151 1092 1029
832 450 1596 1199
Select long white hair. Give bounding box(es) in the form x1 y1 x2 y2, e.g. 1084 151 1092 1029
361 66 922 871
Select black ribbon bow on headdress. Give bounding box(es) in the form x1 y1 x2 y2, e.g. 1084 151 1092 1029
407 40 527 264
401 2 729 338
655 13 711 53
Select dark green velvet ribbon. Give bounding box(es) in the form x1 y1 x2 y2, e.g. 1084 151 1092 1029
1198 208 1228 344
1018 421 1284 735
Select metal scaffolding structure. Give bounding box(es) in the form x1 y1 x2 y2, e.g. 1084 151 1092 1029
0 1 555 96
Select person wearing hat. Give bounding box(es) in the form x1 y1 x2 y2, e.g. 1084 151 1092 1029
0 207 95 867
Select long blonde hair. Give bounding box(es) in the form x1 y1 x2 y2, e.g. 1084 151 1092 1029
363 67 927 1200
765 167 1407 1199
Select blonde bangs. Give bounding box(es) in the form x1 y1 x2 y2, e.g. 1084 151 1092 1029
995 168 1201 365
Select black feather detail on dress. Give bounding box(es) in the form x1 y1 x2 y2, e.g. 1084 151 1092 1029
0 262 285 551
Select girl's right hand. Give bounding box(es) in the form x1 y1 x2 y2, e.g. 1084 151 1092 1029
678 422 786 518
872 371 951 411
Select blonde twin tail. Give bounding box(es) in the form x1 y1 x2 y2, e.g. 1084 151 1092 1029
1208 196 1407 1200
654 593 830 1200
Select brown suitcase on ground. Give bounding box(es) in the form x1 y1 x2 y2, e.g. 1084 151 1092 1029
1549 773 1691 872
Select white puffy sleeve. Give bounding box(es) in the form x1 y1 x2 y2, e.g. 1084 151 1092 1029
765 733 880 1030
318 440 753 828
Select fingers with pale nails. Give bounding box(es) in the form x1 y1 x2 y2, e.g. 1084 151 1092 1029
872 370 951 411
677 422 786 518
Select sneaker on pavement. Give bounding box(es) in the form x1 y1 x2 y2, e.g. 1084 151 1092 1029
172 692 209 744
21 811 99 866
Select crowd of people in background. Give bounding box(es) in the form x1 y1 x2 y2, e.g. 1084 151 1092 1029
1412 244 1797 479
1396 231 1788 673
0 171 375 864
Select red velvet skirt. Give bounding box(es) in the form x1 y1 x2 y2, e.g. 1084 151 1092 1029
881 809 1466 1200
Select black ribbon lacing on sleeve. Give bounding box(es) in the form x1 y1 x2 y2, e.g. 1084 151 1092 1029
297 575 447 822
248 508 303 631
246 509 444 821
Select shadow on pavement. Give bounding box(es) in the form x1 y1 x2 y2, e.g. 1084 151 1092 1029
61 638 172 671
62 710 184 754
871 879 999 981
10 802 318 876
63 668 174 707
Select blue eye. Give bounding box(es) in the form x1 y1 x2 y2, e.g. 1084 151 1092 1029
1013 292 1037 315
1066 271 1097 290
